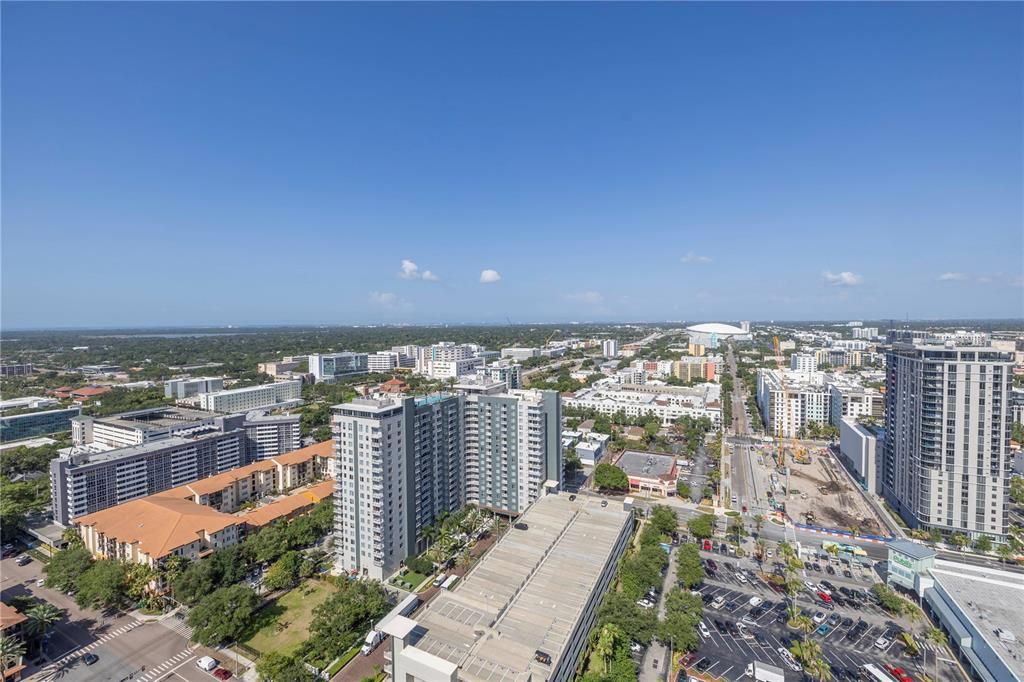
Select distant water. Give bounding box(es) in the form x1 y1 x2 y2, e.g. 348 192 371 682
84 333 244 339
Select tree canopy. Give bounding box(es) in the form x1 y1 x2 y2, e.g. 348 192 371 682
593 464 629 492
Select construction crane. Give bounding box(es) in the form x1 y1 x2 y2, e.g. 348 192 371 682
772 336 808 468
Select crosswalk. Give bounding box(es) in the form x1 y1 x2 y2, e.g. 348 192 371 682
137 647 195 682
41 620 144 675
158 615 194 640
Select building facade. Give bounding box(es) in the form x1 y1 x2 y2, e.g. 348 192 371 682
50 429 247 526
829 383 884 427
464 389 561 514
195 380 302 413
309 352 369 383
164 377 224 399
882 344 1014 542
0 407 81 443
602 339 619 358
332 395 464 581
838 417 883 494
756 369 830 438
790 353 819 373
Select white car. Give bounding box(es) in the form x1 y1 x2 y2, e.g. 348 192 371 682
817 583 831 595
712 596 726 609
736 623 754 639
748 596 763 607
812 612 827 625
35 579 45 587
875 635 892 650
776 648 803 672
196 656 219 672
740 615 758 627
698 621 710 638
804 580 817 591
735 572 748 584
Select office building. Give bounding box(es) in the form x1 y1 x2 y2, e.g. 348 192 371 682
72 406 228 449
463 389 561 514
50 429 246 526
1 407 82 443
164 377 224 400
368 351 401 373
424 357 483 380
602 339 619 358
1012 388 1024 426
257 359 302 376
383 491 633 682
309 352 369 383
195 380 303 413
838 417 883 494
790 353 818 373
332 395 463 581
0 363 33 377
0 396 60 412
501 347 541 362
882 343 1014 542
852 327 879 340
756 369 830 438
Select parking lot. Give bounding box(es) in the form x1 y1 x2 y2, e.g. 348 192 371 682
679 545 961 682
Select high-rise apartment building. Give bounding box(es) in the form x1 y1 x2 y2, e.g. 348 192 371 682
332 395 463 581
602 339 620 358
882 343 1013 542
463 389 561 515
756 369 830 438
790 353 819 373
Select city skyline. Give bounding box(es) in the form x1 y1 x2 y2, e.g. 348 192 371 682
2 2 1022 328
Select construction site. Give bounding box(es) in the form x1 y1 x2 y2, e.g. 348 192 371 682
769 444 887 536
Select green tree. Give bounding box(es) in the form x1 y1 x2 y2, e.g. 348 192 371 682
1012 421 1024 444
188 585 260 647
595 592 657 645
593 623 623 674
1010 477 1024 505
871 583 907 615
751 514 765 537
949 533 969 552
76 560 128 610
790 638 823 667
563 448 583 479
43 546 94 591
973 535 993 554
675 544 705 588
301 580 392 667
264 551 303 591
593 464 629 492
925 627 948 682
658 589 703 652
0 636 25 675
24 603 63 654
728 518 746 545
996 543 1015 564
676 481 690 497
256 651 316 682
687 514 715 539
647 506 678 536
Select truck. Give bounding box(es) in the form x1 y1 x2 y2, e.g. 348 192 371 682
360 593 422 655
744 661 785 682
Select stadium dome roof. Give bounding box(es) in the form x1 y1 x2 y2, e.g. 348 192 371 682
685 323 747 335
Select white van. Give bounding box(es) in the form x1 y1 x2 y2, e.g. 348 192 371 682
196 656 218 672
432 573 448 588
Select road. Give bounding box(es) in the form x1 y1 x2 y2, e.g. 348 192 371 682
640 545 679 682
0 554 226 682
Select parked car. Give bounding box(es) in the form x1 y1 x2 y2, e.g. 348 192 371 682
83 653 99 666
698 621 710 638
213 670 232 681
812 612 827 624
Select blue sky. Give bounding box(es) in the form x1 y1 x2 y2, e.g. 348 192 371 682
2 2 1021 329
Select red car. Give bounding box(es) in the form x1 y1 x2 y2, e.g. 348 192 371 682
817 591 833 603
702 539 712 551
885 663 913 682
213 669 232 681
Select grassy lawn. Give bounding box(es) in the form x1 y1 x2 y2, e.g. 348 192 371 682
391 569 429 591
243 579 336 656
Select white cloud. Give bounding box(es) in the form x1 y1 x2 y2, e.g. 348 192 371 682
822 271 863 287
977 276 993 284
479 269 501 284
398 259 439 281
368 291 399 307
680 252 712 264
563 291 604 304
938 272 967 281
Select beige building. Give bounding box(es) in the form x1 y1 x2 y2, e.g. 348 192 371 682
158 440 332 513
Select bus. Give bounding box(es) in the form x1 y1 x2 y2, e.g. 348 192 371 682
441 575 459 590
858 663 901 682
823 540 868 557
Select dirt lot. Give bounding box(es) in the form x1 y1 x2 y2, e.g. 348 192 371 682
782 448 886 535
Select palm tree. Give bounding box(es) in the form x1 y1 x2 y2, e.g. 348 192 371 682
848 524 860 540
824 543 839 560
754 539 767 569
24 603 63 653
805 656 833 682
996 543 1014 565
752 514 765 537
790 638 823 667
0 636 25 674
593 623 621 674
926 627 948 682
788 613 815 635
